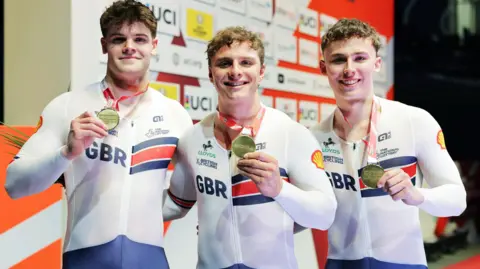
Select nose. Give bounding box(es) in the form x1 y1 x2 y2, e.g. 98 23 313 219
228 62 242 79
342 58 356 77
122 39 136 55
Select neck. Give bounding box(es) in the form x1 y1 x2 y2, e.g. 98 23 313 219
217 94 262 126
105 70 149 98
333 95 374 140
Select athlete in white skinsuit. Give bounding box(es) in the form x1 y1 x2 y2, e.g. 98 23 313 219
163 26 337 269
308 18 467 269
5 1 192 268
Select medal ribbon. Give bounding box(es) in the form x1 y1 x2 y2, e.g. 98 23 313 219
339 96 380 164
103 87 147 111
217 106 266 138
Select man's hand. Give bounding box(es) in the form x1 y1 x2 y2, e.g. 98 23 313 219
237 152 283 198
62 111 108 160
377 168 424 206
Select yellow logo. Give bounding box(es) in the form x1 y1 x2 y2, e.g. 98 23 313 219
437 130 446 150
311 150 324 169
150 82 180 102
186 8 213 42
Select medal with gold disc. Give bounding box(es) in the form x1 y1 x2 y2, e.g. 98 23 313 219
97 107 120 131
231 135 256 158
361 163 384 188
217 106 266 159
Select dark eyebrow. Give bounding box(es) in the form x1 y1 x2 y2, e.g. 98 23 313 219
215 56 257 63
109 33 149 38
331 52 369 58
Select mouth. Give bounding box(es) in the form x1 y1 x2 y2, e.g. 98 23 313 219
223 81 249 87
119 56 138 60
339 79 361 87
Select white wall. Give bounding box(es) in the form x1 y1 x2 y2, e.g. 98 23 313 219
4 0 71 125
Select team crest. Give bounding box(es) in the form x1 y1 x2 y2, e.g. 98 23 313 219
311 150 324 169
437 130 446 150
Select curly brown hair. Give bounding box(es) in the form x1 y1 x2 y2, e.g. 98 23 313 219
321 18 381 54
100 0 157 38
206 26 264 67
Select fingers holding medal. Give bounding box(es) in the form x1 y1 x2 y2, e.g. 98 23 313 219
236 142 283 198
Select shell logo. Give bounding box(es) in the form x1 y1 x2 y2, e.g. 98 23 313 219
437 130 446 150
311 150 324 169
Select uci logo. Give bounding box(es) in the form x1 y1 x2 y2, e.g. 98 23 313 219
300 108 317 121
147 4 177 25
300 14 316 28
185 94 212 111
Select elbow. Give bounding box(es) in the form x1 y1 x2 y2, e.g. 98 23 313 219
452 191 467 217
314 196 338 231
4 180 24 200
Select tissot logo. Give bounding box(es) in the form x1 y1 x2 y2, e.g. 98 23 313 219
185 95 212 111
146 5 177 25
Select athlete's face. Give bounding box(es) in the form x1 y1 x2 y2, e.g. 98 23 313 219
320 38 381 102
101 21 157 80
209 41 265 104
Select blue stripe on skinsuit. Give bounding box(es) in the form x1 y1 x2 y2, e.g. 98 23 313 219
63 235 169 269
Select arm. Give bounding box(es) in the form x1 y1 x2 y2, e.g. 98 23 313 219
274 123 337 230
5 94 71 199
162 128 197 221
412 108 466 217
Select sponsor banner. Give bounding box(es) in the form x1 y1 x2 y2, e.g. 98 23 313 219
149 81 180 102
141 1 180 36
184 86 216 120
299 39 319 68
260 95 273 107
219 0 247 15
185 8 214 42
247 0 273 23
298 8 319 37
274 0 297 30
299 100 319 127
274 27 297 63
275 97 297 121
150 44 209 79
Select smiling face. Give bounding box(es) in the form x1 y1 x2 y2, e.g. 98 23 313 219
101 21 157 81
320 37 381 102
209 41 265 105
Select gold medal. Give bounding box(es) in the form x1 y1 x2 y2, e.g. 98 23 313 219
361 163 384 188
97 108 120 131
231 135 256 158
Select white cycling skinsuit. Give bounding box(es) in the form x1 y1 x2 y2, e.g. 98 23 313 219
163 107 337 269
5 80 192 269
310 97 466 269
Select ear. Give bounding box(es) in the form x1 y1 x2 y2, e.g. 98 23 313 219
208 67 213 83
151 38 158 55
258 63 266 83
374 56 382 72
101 37 107 54
319 60 327 74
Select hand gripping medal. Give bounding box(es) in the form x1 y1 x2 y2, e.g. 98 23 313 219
361 163 384 188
